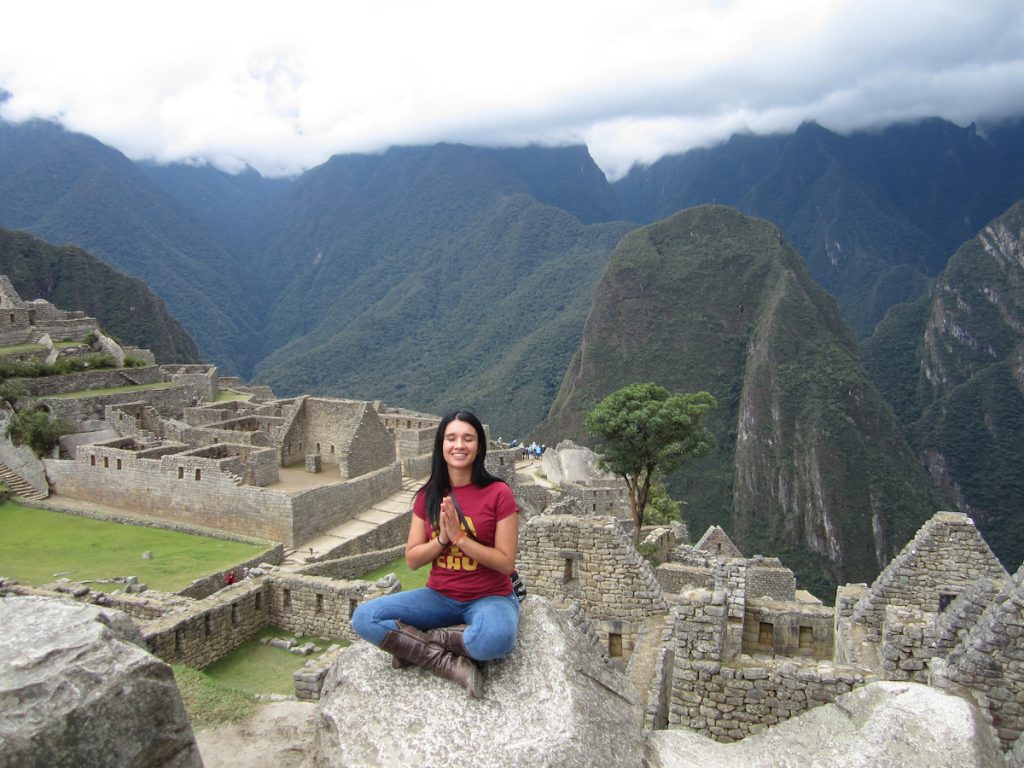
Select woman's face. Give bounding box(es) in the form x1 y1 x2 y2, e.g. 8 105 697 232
442 418 479 474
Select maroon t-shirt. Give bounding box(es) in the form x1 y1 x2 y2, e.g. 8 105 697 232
413 481 518 601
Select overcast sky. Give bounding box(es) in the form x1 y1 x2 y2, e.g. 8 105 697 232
2 0 1023 180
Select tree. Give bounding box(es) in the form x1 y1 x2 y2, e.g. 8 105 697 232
5 406 71 457
585 382 717 543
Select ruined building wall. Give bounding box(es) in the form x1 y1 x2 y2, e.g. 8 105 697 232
932 564 1024 751
668 589 872 741
45 452 296 543
517 514 666 662
141 574 375 670
849 512 1007 633
289 463 403 546
17 365 164 397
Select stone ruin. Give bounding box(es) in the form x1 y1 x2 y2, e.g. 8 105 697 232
1 282 1022 765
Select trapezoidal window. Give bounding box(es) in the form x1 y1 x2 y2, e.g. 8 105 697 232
315 594 324 613
563 558 574 583
608 632 623 658
178 466 184 479
939 593 957 612
194 468 201 481
799 626 813 650
758 621 774 649
283 588 291 608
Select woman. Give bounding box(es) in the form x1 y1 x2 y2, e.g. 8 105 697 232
351 410 520 698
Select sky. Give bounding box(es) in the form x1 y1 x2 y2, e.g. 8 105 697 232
2 0 1023 180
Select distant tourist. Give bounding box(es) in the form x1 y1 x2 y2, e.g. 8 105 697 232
352 410 520 698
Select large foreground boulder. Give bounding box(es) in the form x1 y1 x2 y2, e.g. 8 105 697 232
0 595 201 768
316 596 643 767
648 680 1004 768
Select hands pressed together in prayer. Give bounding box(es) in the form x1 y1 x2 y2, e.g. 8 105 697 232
439 496 464 545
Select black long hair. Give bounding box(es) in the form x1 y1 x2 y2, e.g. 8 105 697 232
421 410 500 531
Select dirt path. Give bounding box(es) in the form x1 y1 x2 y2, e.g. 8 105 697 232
194 700 319 768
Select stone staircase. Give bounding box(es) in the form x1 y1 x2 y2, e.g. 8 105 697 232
627 611 673 729
279 475 422 570
0 461 49 500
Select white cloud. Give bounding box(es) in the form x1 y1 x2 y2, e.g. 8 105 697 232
1 0 1022 179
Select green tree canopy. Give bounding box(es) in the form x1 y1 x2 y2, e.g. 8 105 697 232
585 382 717 542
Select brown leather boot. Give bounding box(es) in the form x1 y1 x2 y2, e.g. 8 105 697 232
391 626 471 668
381 621 483 698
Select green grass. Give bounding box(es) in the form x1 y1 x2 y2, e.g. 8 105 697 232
215 389 253 402
202 626 341 696
359 555 430 591
173 664 257 729
0 342 46 354
44 381 180 398
0 501 268 591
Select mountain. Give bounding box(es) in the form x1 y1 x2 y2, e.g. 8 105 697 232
539 205 944 593
0 119 263 374
0 227 201 362
863 201 1024 569
3 114 1024 445
249 144 634 437
612 118 1024 338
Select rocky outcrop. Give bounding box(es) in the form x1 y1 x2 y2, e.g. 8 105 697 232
0 595 201 768
647 681 1004 768
315 597 644 768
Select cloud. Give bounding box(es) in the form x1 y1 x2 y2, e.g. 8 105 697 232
1 0 1022 179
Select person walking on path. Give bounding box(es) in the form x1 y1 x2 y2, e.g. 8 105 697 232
351 410 520 698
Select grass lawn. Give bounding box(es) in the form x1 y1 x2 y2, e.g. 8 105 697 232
202 626 342 696
0 501 269 591
215 389 253 402
359 555 430 591
0 342 46 354
45 381 180 398
173 664 257 729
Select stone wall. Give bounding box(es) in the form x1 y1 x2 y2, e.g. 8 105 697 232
741 599 833 659
142 573 376 670
289 463 403 546
176 544 285 599
836 511 1008 665
932 564 1024 751
297 545 406 580
745 557 795 601
143 580 273 669
517 514 666 662
562 481 631 519
266 574 371 642
45 453 296 543
16 364 164 397
41 384 193 423
280 398 395 480
668 588 872 740
654 562 715 593
162 365 217 403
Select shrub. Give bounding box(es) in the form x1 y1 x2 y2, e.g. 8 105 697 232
5 407 72 456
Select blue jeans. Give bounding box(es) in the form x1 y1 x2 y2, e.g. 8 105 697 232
351 587 520 661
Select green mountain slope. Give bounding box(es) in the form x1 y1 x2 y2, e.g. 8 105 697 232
539 205 943 593
0 227 201 362
613 119 1024 338
0 119 262 374
253 182 633 438
863 201 1024 568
